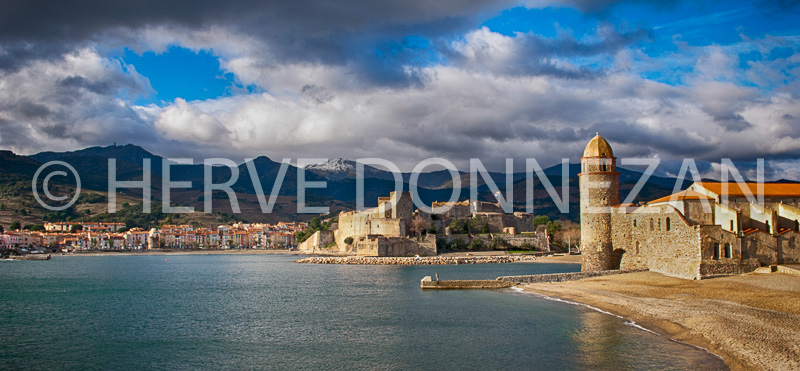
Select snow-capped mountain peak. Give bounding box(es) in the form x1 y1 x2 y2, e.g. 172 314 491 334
306 158 354 173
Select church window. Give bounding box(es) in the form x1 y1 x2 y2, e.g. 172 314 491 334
730 220 734 231
649 219 654 231
633 219 637 228
635 241 640 255
724 243 732 259
666 217 671 231
712 243 720 260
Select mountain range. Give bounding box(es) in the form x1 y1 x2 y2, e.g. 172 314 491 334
0 144 711 225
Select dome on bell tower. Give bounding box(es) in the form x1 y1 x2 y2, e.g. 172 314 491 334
583 132 614 158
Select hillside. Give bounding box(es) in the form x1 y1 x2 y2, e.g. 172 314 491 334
0 145 697 227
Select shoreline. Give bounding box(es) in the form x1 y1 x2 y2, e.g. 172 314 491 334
520 271 800 370
513 286 733 369
58 249 304 257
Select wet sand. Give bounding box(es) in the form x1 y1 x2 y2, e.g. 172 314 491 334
521 271 800 370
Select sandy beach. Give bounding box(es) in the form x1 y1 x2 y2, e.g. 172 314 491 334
521 271 800 370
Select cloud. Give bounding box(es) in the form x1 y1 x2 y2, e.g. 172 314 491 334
1 0 800 180
0 0 516 75
154 98 231 143
0 48 157 154
525 0 685 14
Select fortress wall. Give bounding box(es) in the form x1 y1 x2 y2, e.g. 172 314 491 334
696 225 758 276
383 237 437 257
435 233 547 250
352 235 437 257
742 230 778 265
352 237 381 256
477 213 535 234
369 218 404 238
613 206 703 279
777 230 800 264
335 210 405 247
684 201 714 225
298 230 336 252
699 226 742 260
699 259 760 276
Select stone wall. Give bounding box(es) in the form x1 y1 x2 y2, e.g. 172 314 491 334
778 230 800 264
699 259 760 277
611 205 703 279
498 269 646 283
742 229 778 264
436 233 549 251
335 210 406 247
350 235 437 257
297 230 335 252
476 212 535 234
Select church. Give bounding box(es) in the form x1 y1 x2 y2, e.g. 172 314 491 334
580 134 800 279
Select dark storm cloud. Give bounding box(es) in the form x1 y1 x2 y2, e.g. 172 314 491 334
2 100 51 120
58 76 115 95
545 0 685 14
0 118 36 148
0 0 517 71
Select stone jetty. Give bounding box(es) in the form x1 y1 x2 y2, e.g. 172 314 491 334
293 255 537 265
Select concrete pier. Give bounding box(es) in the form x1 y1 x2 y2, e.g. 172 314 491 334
420 276 517 289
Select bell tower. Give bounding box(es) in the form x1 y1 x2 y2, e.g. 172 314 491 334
579 133 619 272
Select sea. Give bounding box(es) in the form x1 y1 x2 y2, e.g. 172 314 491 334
0 254 727 370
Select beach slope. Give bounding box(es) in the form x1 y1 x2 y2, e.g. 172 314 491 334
522 271 800 371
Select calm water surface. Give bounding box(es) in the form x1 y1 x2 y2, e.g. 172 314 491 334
0 255 726 370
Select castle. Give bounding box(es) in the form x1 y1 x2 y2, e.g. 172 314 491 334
580 133 800 279
298 190 541 256
299 191 437 256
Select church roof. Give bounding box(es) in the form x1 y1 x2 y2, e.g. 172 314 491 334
582 133 614 158
648 190 715 204
694 182 800 198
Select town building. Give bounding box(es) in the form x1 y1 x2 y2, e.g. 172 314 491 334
580 133 800 279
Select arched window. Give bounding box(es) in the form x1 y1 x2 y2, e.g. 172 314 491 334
712 243 720 260
633 219 637 228
658 218 662 230
724 243 732 259
666 217 671 231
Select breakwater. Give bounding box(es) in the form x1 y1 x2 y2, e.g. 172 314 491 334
293 255 538 265
497 269 648 283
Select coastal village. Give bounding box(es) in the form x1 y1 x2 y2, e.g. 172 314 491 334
0 221 307 251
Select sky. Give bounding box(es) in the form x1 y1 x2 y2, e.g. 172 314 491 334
0 0 799 179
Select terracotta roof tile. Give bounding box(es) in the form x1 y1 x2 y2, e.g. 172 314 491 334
696 182 800 198
648 190 715 204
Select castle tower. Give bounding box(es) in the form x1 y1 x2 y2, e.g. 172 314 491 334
579 133 619 272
